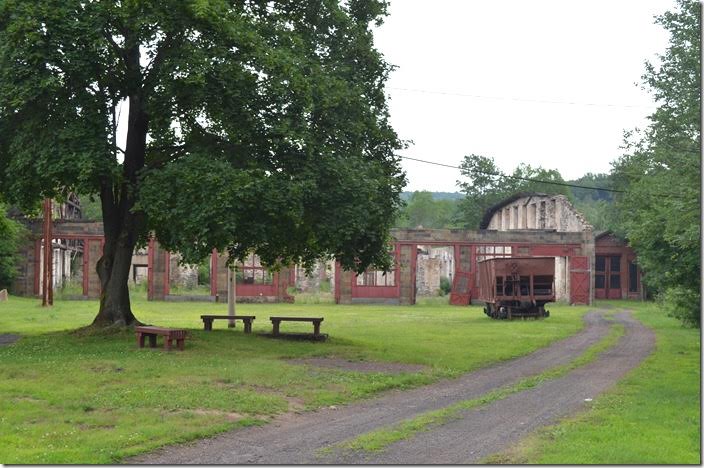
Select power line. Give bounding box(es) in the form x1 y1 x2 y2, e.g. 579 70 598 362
398 154 694 200
388 87 657 110
397 154 626 193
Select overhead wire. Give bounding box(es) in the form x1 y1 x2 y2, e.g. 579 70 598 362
396 154 695 200
397 155 625 193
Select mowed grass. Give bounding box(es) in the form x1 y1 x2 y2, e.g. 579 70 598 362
488 300 701 464
0 294 589 463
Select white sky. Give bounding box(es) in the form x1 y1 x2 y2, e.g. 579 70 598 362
373 0 674 192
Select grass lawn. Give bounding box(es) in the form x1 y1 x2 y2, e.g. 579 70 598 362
0 293 589 463
487 300 701 464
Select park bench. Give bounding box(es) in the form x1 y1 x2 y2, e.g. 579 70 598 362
270 316 324 337
200 315 255 333
135 326 187 351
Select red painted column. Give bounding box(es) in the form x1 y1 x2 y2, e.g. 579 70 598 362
210 249 218 297
82 237 89 297
147 238 155 300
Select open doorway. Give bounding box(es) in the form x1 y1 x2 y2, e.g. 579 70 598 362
415 244 455 304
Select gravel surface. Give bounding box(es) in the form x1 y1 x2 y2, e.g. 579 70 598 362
129 310 616 465
349 311 655 464
0 334 20 346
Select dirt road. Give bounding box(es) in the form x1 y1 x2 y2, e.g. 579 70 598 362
129 310 653 464
340 311 654 464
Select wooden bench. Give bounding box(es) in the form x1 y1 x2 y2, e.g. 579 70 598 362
270 316 324 337
135 326 187 351
200 315 255 333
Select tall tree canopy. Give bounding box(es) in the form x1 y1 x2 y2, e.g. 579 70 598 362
611 0 700 326
0 0 405 327
455 154 571 229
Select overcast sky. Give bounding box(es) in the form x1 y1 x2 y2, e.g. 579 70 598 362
373 0 674 192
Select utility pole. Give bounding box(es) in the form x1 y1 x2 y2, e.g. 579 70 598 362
227 265 236 327
42 198 53 307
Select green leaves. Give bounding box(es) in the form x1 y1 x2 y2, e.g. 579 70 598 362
0 203 26 290
612 0 701 326
0 0 404 276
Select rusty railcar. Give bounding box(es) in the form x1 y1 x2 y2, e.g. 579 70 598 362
478 257 555 319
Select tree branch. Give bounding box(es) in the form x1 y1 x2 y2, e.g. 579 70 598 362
102 29 128 69
142 34 178 91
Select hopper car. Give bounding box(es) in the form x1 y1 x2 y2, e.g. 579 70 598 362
478 257 555 319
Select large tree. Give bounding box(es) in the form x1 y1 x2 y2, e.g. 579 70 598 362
611 0 700 326
0 0 405 327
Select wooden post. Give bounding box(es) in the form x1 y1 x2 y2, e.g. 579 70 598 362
227 266 236 327
42 198 53 307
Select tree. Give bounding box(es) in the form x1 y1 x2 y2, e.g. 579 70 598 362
611 0 700 326
394 191 460 229
0 204 25 290
455 155 571 228
0 1 404 327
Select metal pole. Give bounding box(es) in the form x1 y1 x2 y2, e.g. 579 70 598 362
227 265 236 327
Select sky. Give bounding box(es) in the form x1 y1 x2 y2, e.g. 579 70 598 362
372 0 675 192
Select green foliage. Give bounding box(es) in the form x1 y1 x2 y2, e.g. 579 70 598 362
76 193 103 221
196 261 210 286
438 276 451 296
0 0 405 324
0 204 25 290
658 286 700 327
610 0 700 326
568 173 614 203
394 191 461 229
455 155 571 228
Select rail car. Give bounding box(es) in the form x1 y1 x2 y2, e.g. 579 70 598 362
477 257 555 319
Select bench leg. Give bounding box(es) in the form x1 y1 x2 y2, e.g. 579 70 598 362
148 334 157 348
272 321 280 335
313 322 321 336
137 333 145 348
203 319 213 331
164 338 172 351
244 320 252 334
177 339 185 351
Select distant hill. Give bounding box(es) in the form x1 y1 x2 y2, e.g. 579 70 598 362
401 191 463 201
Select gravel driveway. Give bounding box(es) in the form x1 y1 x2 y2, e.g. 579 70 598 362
338 311 655 464
129 310 642 464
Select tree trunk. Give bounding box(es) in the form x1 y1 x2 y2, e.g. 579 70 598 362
92 232 141 327
91 43 148 327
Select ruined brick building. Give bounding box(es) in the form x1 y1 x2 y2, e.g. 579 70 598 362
10 192 642 305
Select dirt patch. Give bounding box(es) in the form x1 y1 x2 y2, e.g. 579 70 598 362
288 357 428 374
0 334 20 346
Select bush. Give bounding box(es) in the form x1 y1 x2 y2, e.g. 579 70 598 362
0 205 25 290
439 276 452 296
659 286 700 328
197 261 210 285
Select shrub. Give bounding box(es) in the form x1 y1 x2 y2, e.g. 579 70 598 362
439 276 452 296
659 286 700 328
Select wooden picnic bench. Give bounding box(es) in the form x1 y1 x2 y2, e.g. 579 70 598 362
135 326 187 351
270 316 324 337
200 315 255 333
